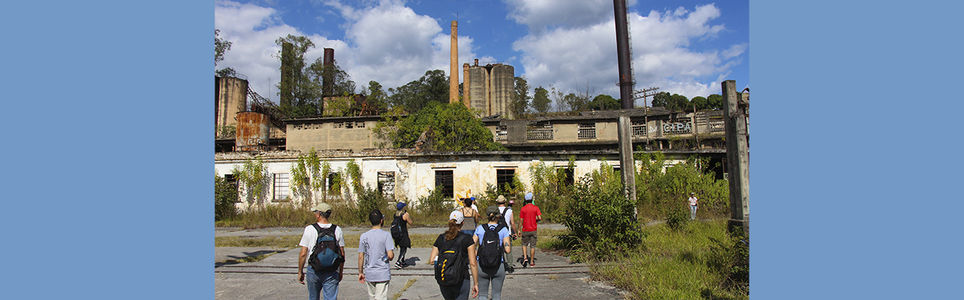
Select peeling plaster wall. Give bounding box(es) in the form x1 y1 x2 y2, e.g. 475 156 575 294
215 152 687 211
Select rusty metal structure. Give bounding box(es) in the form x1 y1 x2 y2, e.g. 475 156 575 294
613 0 634 109
322 48 335 98
235 112 271 151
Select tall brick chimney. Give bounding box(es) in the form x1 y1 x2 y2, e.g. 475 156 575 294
449 21 459 104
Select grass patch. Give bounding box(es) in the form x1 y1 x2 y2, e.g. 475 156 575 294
588 220 747 299
390 278 418 300
215 204 457 228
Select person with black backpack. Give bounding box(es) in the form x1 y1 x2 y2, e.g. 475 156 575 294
473 206 512 300
429 210 479 300
390 202 413 269
298 203 346 300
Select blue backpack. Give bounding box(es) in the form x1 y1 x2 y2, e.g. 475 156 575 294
308 224 344 273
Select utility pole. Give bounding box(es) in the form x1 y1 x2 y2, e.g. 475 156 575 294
723 80 749 238
634 87 659 150
613 0 637 218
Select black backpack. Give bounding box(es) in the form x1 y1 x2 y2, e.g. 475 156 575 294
497 207 510 230
308 224 344 273
434 234 468 287
390 213 402 238
477 225 504 274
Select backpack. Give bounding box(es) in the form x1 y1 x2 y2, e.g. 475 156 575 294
477 225 504 274
308 224 344 273
390 213 402 238
497 207 510 230
434 234 468 287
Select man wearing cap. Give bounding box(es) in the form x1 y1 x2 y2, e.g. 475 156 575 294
688 192 699 221
298 203 346 300
519 192 541 267
358 209 394 300
495 195 517 271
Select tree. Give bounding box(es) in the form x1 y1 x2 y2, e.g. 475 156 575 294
707 94 724 110
372 102 505 151
668 94 690 112
588 94 620 110
215 29 235 76
562 92 590 112
215 29 231 66
364 81 389 113
532 86 551 113
307 58 356 96
651 91 670 108
690 96 708 111
511 77 530 118
387 70 449 114
215 174 238 220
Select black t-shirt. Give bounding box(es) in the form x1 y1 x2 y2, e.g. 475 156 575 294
434 232 474 267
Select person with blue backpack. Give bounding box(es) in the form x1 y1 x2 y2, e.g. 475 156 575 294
473 206 512 300
298 202 346 300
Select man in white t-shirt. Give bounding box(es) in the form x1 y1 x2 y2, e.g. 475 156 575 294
298 202 346 300
688 192 699 221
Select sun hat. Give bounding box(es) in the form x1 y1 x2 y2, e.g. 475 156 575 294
449 210 464 224
396 202 407 210
496 195 507 204
311 202 332 213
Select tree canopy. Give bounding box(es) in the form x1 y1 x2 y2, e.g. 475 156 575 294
531 86 551 113
588 94 621 110
650 92 724 112
373 102 505 152
215 29 236 77
274 34 357 118
387 70 449 114
511 76 530 118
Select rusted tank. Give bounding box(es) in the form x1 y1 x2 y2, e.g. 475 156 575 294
235 111 270 151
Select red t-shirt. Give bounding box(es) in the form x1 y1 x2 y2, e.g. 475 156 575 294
520 204 541 232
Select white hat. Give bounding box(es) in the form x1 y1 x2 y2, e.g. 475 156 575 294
449 210 464 224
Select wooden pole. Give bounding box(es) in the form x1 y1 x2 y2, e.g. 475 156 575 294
723 80 749 237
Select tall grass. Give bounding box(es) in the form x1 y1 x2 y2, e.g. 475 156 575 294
590 220 747 300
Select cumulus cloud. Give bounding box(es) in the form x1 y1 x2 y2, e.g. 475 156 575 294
504 0 637 33
509 3 745 103
215 0 484 102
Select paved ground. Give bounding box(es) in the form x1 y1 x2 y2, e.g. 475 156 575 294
215 223 568 238
215 245 627 299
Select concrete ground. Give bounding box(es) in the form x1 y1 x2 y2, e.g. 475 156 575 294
215 246 627 299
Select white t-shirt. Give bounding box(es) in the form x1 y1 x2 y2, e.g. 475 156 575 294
299 223 346 258
499 206 513 228
688 196 698 206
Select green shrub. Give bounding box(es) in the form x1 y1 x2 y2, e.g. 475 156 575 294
561 163 643 259
665 201 690 230
707 229 749 293
416 186 449 215
528 158 576 222
215 174 238 221
635 152 728 220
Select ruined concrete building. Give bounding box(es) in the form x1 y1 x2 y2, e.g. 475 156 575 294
463 60 514 119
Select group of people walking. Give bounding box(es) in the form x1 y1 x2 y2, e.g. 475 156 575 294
296 192 542 300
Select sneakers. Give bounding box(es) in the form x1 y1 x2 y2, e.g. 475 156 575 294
394 261 404 269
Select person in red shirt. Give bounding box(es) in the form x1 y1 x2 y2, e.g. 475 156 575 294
518 192 541 267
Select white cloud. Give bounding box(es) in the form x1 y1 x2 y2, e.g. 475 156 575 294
510 3 744 102
503 0 637 33
215 0 485 102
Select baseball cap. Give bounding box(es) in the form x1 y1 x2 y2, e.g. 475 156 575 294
524 192 533 201
486 205 501 217
396 202 407 210
496 195 506 204
311 202 332 213
449 210 464 224
690 192 695 195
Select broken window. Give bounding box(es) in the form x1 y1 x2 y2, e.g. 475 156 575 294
377 171 395 198
632 121 646 137
356 121 365 128
435 170 454 198
556 167 574 186
496 169 516 193
526 122 553 140
224 174 240 203
328 173 342 193
345 121 354 129
578 122 596 139
273 173 290 201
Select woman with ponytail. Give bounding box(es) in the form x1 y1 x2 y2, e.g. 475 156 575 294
429 210 479 300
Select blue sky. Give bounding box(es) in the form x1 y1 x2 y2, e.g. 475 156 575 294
216 0 748 107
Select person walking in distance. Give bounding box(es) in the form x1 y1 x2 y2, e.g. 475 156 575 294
390 202 413 269
459 197 480 236
429 210 480 300
298 203 346 300
688 192 699 220
473 206 512 300
357 209 395 300
519 192 541 267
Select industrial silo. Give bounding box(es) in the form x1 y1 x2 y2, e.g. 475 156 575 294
215 76 248 138
235 111 270 151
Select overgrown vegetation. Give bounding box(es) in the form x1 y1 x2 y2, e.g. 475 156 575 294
591 221 747 299
372 102 506 151
559 163 643 259
290 149 324 207
635 152 729 222
233 157 270 208
528 158 576 222
215 174 238 221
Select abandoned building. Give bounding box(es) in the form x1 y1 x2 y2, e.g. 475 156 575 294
463 60 514 119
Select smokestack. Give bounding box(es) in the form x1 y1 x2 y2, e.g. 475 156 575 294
613 0 634 109
449 21 459 104
463 63 471 109
323 48 334 97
